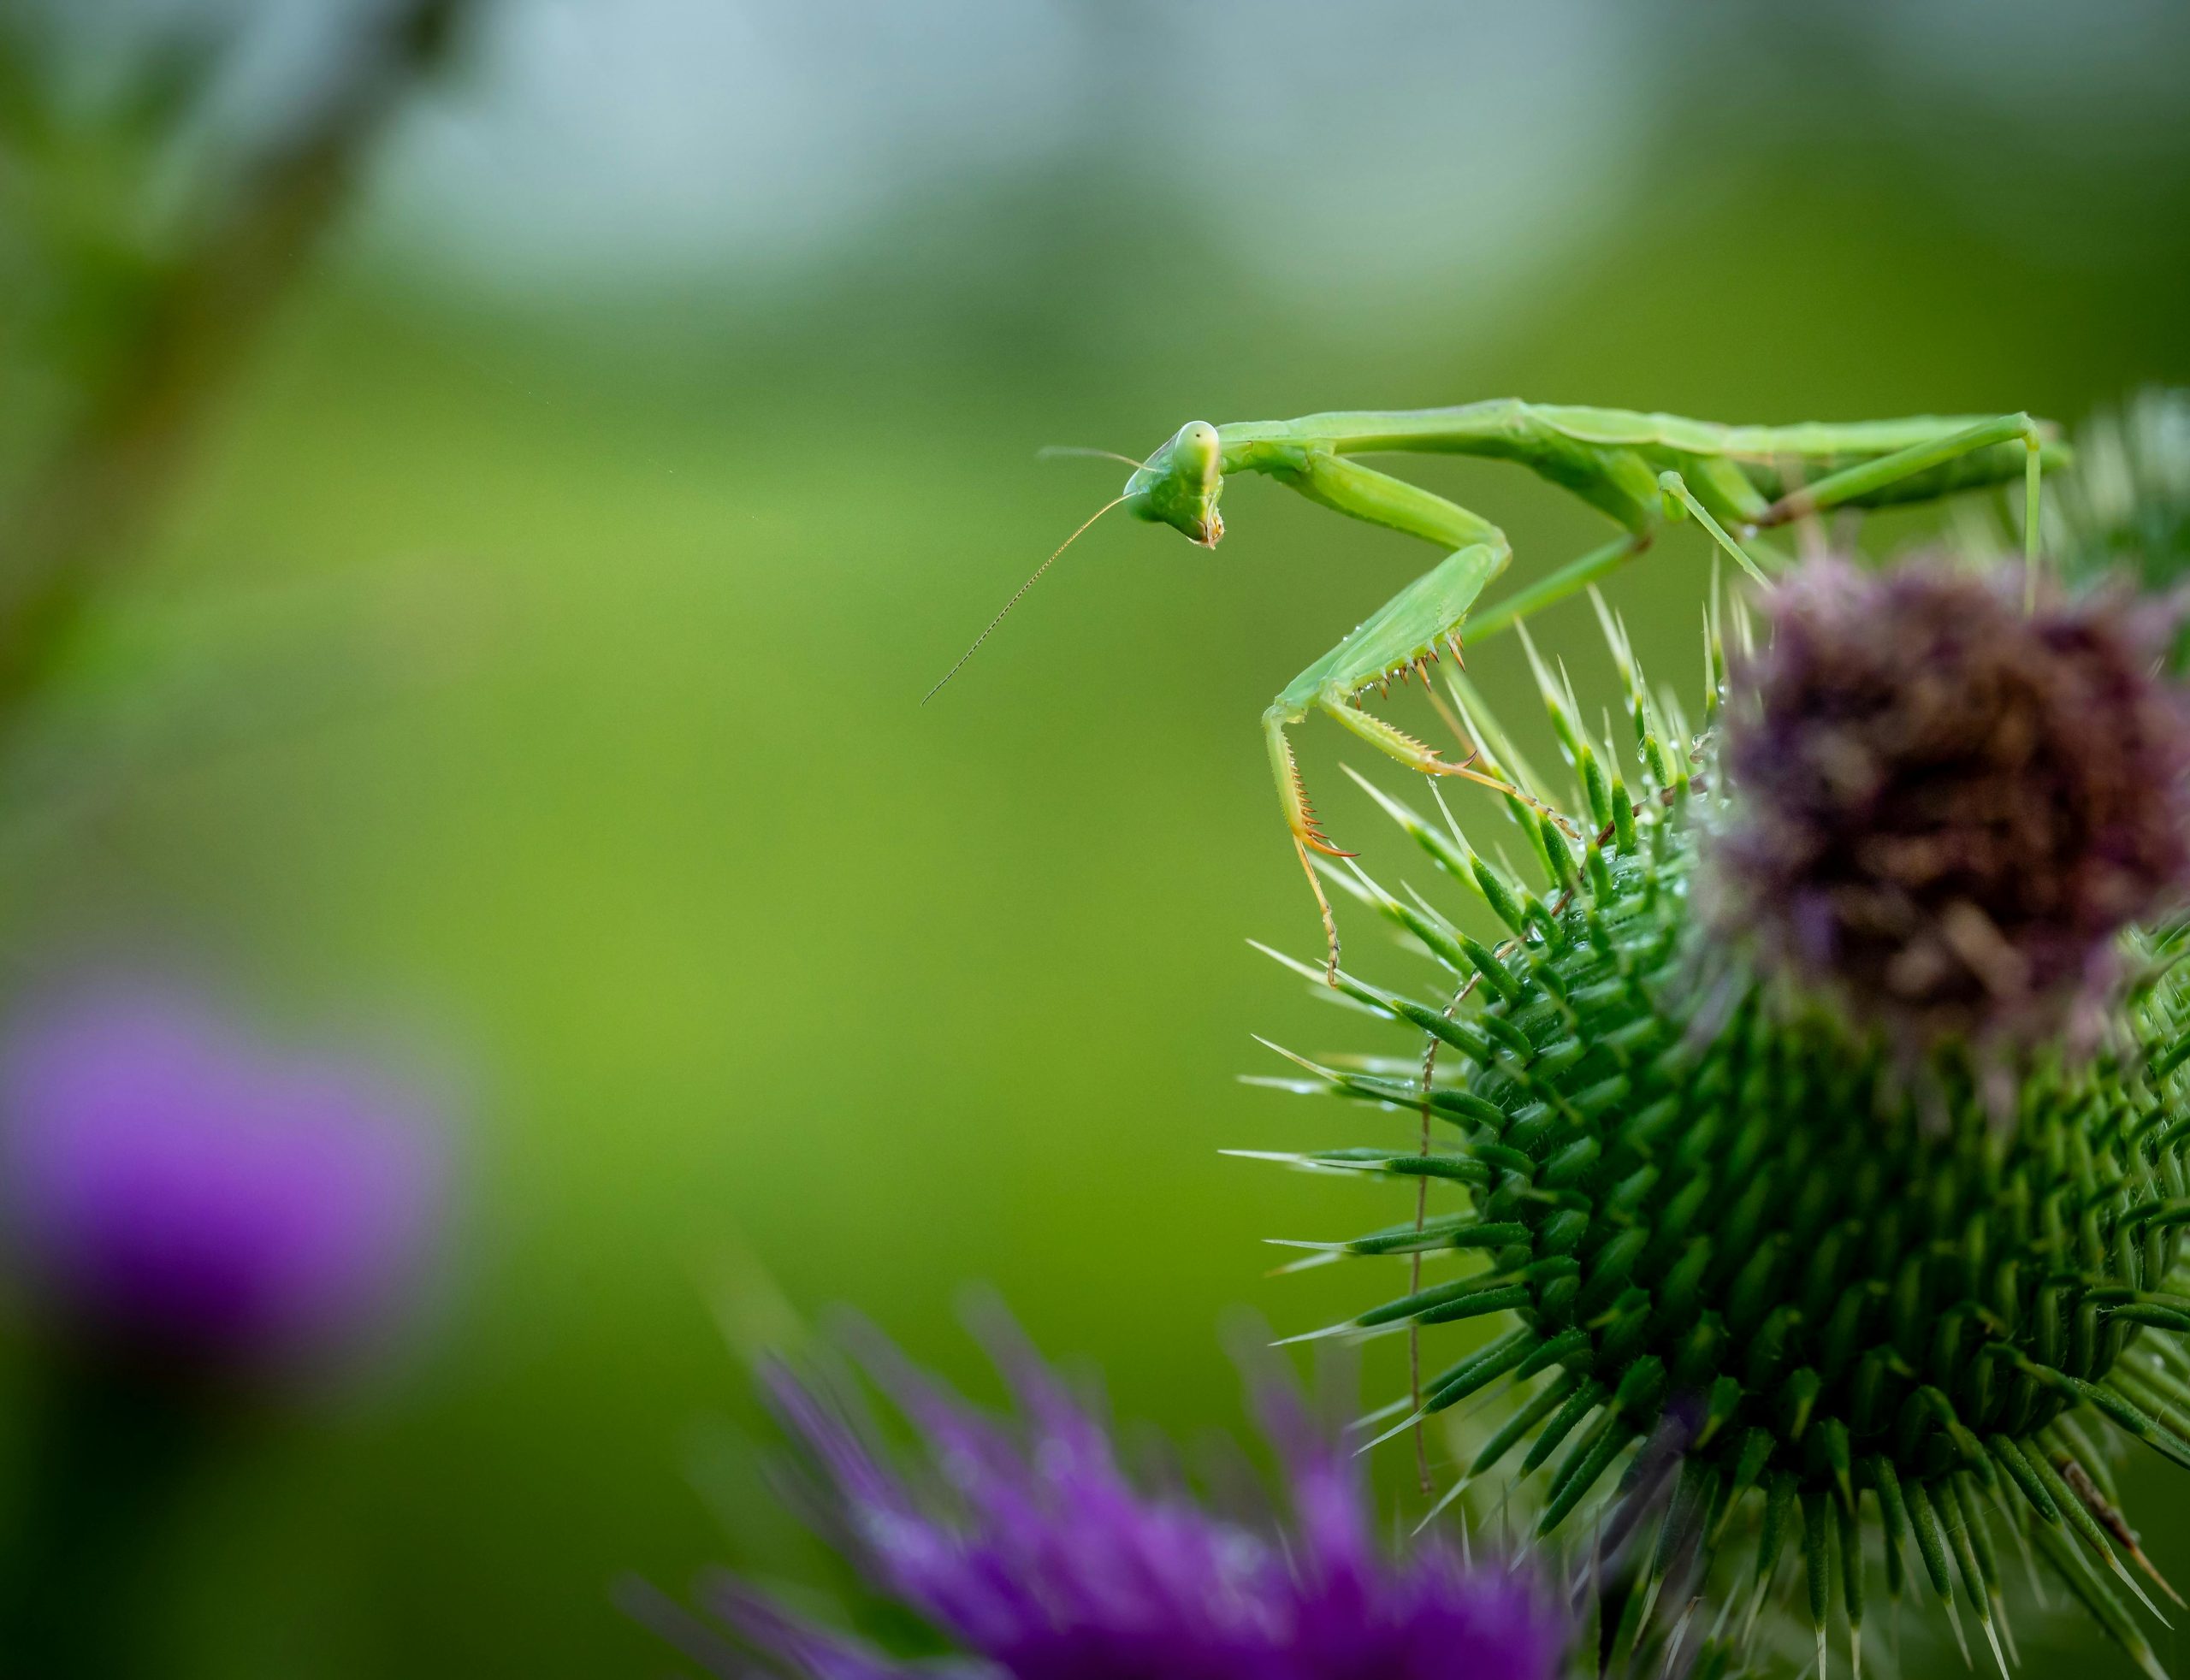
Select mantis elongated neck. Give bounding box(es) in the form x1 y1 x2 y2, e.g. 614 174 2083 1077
1218 400 1531 464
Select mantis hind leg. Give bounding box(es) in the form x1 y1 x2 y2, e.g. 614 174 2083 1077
1755 413 2051 568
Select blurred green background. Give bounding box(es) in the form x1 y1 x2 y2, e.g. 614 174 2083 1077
5 1 2190 1674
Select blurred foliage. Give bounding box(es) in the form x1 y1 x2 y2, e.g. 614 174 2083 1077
0 4 2188 1677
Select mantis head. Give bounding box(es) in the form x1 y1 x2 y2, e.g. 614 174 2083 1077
1125 421 1224 547
924 420 1222 703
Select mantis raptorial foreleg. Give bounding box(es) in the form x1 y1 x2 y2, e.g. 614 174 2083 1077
1252 455 1530 975
1254 454 1757 977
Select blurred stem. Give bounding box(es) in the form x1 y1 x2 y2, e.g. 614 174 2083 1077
0 0 474 725
0 1347 235 1678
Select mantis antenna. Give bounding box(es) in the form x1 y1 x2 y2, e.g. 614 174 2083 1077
921 494 1129 705
1035 445 1148 469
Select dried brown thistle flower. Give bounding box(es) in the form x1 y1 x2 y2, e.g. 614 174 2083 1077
1712 554 2190 1044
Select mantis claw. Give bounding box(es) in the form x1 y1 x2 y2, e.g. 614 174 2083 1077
1427 747 1485 778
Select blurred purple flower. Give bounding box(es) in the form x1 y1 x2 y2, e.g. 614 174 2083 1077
0 974 448 1372
636 1310 1566 1680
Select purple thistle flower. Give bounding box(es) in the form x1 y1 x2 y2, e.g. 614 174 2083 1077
0 973 449 1374
634 1308 1566 1680
1712 555 2190 1044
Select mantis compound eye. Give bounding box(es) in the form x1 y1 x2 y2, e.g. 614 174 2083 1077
1174 418 1220 464
1125 420 1225 547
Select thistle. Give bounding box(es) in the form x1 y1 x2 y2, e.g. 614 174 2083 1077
0 973 450 1374
1250 567 2190 1680
627 1304 1566 1680
0 971 453 1673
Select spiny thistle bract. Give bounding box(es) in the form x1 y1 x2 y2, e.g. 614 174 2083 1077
1250 575 2190 1680
2048 389 2190 595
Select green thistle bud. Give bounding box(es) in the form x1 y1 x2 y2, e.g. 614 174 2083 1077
1254 574 2190 1680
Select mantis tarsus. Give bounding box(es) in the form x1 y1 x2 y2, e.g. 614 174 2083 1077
1117 401 2067 977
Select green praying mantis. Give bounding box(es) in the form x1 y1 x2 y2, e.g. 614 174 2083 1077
931 401 2068 979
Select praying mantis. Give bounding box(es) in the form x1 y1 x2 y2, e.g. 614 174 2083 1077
934 401 2068 979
